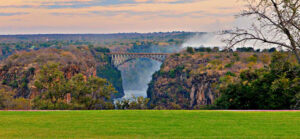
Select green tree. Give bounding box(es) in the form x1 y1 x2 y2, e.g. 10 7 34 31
84 76 116 110
0 88 31 110
33 62 69 109
186 47 195 54
33 63 117 110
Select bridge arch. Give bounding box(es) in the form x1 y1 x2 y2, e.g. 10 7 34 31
108 53 169 67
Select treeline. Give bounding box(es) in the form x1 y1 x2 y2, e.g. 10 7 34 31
0 41 92 60
186 47 278 53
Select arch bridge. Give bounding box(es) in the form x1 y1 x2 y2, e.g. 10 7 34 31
108 52 170 67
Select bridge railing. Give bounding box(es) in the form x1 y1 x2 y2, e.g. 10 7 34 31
107 53 171 55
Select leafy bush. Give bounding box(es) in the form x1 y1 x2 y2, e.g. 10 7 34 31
225 62 234 68
115 96 150 110
225 71 236 77
247 54 258 63
186 47 195 54
0 89 31 110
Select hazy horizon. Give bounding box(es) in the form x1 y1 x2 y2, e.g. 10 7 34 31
0 31 204 35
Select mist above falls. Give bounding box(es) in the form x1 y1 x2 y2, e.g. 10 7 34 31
181 32 225 49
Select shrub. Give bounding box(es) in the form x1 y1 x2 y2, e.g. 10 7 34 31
187 47 195 54
225 62 234 68
225 71 236 77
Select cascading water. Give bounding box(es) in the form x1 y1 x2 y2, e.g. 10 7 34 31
118 58 161 99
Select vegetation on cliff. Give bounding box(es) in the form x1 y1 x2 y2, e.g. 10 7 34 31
33 63 116 110
0 46 123 110
216 52 300 109
148 48 299 109
147 49 280 109
90 46 124 98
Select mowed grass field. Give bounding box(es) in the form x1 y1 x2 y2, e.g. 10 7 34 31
0 111 299 138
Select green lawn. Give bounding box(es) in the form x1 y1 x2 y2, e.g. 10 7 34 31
0 111 299 138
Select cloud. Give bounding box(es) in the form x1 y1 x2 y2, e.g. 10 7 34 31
0 0 197 9
0 12 29 16
0 0 246 34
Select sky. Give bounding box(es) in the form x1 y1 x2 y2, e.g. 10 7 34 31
0 0 246 34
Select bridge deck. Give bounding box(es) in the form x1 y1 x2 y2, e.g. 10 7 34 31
107 53 171 55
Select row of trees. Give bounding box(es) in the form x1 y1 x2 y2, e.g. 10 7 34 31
186 47 277 54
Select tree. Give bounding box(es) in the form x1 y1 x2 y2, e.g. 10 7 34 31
33 63 117 110
33 62 70 109
225 0 300 63
186 47 195 54
84 76 116 110
0 88 31 110
115 96 150 110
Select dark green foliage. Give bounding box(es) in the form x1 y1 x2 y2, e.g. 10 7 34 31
236 47 255 52
195 47 212 52
168 65 184 78
9 80 18 88
233 52 238 57
168 69 176 78
97 65 123 98
216 52 300 109
262 47 277 52
186 47 195 54
94 47 110 53
93 49 124 98
225 72 236 77
225 62 234 68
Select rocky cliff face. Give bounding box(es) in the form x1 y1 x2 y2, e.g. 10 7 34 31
189 73 219 107
0 46 124 99
147 52 269 109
